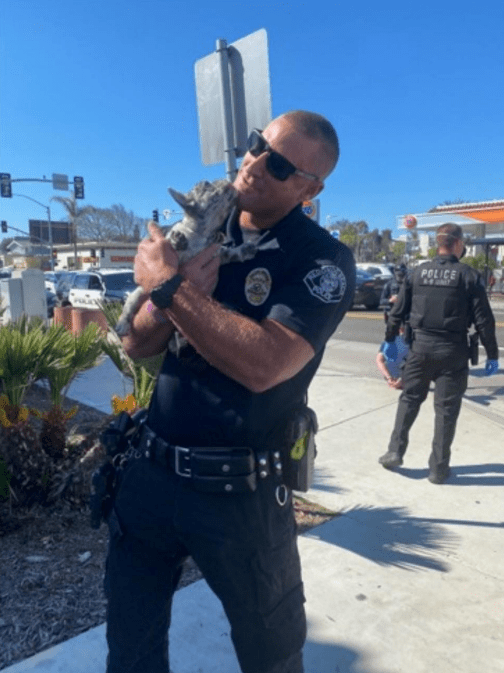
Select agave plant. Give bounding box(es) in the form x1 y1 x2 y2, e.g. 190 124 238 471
98 301 162 412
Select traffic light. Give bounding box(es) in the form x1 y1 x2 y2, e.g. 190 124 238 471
0 173 12 198
1 221 7 233
152 209 159 223
74 176 85 199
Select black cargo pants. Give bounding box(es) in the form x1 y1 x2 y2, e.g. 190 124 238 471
104 453 306 673
387 339 468 472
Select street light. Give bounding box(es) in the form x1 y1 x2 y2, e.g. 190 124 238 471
12 193 55 270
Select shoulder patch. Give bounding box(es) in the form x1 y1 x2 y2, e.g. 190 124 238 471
304 265 347 304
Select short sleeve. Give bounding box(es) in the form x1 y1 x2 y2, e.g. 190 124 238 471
265 241 356 353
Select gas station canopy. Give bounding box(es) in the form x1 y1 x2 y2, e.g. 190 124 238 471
397 199 504 235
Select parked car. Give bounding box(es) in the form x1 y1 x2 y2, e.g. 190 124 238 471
68 269 138 308
44 271 65 294
352 269 381 309
55 271 78 306
356 263 394 296
46 289 57 318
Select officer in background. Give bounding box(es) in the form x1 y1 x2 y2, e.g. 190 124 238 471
380 263 407 322
105 111 355 673
378 223 499 484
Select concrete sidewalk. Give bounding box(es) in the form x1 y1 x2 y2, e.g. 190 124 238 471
4 347 504 673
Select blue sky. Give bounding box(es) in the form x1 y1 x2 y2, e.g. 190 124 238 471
1 0 503 241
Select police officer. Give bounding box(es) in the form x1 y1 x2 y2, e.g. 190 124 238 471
105 111 355 673
380 263 407 322
378 223 499 483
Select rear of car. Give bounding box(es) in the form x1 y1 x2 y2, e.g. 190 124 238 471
356 264 393 296
352 270 381 309
44 271 64 294
56 271 78 306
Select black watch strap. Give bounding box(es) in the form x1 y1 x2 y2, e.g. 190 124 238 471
150 273 184 310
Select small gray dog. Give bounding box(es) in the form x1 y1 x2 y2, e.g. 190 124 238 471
114 178 279 336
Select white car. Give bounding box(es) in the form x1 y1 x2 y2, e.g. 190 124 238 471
356 263 394 281
44 271 64 294
68 269 137 308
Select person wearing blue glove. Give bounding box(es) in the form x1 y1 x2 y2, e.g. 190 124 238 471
485 359 499 376
378 223 499 484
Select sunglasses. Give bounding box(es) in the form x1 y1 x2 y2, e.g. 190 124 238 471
246 129 320 182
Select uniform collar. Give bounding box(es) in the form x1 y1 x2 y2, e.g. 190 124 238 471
232 204 305 244
435 254 459 264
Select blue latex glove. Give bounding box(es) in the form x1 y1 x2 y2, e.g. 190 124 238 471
382 340 397 363
485 359 499 376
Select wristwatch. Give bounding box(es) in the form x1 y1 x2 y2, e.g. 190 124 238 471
150 273 184 310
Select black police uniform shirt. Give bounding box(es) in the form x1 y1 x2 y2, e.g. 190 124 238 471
386 254 498 358
148 205 356 452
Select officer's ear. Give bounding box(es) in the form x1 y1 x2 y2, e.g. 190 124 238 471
299 179 324 203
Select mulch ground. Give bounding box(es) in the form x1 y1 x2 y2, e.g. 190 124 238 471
0 386 338 670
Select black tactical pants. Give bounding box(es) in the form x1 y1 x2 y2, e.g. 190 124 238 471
104 454 306 673
387 340 468 473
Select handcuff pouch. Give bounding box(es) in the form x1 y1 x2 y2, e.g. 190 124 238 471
281 406 318 492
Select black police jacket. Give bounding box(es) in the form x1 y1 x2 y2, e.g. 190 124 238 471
386 255 498 359
380 277 402 311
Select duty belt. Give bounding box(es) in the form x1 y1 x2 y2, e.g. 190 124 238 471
136 423 283 494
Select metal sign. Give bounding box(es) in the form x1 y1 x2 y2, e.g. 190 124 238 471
52 173 69 190
302 199 320 223
195 29 272 173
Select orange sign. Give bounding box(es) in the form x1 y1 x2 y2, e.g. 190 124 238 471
110 256 135 263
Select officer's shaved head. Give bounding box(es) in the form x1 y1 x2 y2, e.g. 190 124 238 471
436 223 463 251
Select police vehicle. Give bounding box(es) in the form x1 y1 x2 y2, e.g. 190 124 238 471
68 268 137 308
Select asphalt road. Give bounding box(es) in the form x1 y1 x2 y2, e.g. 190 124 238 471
334 305 504 352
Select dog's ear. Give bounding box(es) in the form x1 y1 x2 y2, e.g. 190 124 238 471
168 188 200 217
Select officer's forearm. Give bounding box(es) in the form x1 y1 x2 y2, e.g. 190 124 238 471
162 279 314 393
121 293 175 360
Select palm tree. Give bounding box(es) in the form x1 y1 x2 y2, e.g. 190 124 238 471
50 195 97 270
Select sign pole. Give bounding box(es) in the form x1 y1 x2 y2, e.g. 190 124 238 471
216 39 238 182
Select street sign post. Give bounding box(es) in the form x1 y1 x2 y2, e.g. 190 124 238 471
195 29 272 180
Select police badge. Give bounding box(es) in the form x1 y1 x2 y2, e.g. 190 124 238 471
245 268 273 306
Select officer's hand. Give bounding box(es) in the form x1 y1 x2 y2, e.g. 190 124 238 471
134 221 179 292
382 341 397 362
485 359 499 376
180 244 221 296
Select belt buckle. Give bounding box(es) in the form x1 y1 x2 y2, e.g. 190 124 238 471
174 445 192 478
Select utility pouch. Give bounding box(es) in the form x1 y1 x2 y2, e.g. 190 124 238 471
89 409 148 529
469 332 479 366
404 321 413 346
100 409 147 457
282 406 318 492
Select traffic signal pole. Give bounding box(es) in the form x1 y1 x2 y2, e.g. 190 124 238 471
0 175 85 200
12 194 55 270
